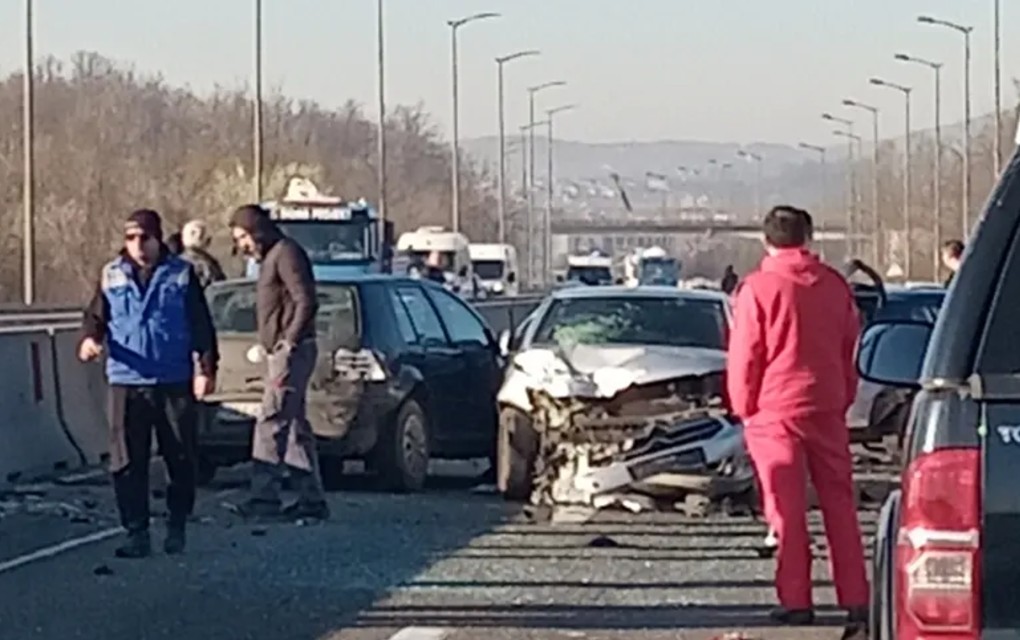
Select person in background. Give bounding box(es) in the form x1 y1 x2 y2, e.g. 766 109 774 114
78 209 218 558
941 239 964 286
721 265 738 294
225 204 329 522
180 219 226 289
727 205 869 640
165 232 184 255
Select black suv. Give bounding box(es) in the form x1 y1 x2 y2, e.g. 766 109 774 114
858 150 1020 639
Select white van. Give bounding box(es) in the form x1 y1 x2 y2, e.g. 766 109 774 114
395 226 485 299
468 243 519 297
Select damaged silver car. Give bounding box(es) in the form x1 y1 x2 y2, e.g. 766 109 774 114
495 286 754 513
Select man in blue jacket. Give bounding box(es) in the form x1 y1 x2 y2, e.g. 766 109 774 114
79 209 219 559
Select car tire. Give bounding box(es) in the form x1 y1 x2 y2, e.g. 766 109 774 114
497 406 539 501
376 399 430 493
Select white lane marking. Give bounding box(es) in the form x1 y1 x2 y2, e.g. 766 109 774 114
0 526 123 575
387 628 450 640
0 486 240 575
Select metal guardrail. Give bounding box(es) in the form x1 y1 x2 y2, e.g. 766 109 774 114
0 294 548 328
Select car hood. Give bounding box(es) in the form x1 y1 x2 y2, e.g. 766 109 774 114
513 343 726 399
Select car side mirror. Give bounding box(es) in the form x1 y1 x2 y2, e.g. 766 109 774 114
856 320 934 388
507 272 516 284
458 265 469 278
555 274 565 283
498 329 512 357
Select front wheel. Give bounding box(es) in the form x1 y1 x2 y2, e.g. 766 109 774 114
375 399 430 493
497 406 539 501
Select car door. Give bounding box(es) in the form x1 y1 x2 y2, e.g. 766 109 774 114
389 284 466 444
424 285 502 457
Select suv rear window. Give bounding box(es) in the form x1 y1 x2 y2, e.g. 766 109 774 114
205 282 360 340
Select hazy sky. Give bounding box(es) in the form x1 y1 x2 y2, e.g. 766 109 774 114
0 1 1012 146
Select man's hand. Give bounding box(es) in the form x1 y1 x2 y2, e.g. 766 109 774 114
193 374 215 400
78 337 103 362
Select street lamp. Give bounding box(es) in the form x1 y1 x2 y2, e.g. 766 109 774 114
496 49 540 246
375 0 387 223
918 14 973 234
896 53 944 279
823 113 857 259
22 0 35 305
545 104 577 282
737 150 764 214
521 119 549 285
842 99 881 265
799 142 828 258
871 77 914 279
719 162 734 212
833 129 863 258
525 81 566 282
447 11 500 234
252 0 263 203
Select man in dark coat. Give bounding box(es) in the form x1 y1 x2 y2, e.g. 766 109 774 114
226 204 328 521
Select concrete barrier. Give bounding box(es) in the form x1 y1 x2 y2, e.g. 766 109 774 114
51 329 110 467
0 328 85 484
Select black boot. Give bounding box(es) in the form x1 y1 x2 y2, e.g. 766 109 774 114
769 607 815 626
840 606 869 640
164 521 186 555
114 530 151 559
282 500 330 521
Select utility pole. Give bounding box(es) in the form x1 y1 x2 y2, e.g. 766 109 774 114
843 99 881 266
526 81 566 284
22 0 35 305
496 50 540 245
376 0 387 222
252 0 263 203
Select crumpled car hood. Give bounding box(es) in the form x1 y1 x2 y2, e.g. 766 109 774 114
513 344 726 399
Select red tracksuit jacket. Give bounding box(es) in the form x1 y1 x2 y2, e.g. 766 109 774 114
726 248 860 424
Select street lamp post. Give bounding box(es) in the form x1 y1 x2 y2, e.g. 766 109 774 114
833 130 862 259
22 0 35 305
252 0 263 203
896 53 943 279
823 113 856 258
842 99 881 265
919 15 973 235
798 143 828 259
526 81 566 284
447 12 500 234
737 150 764 214
994 0 1002 175
376 0 387 223
870 77 913 280
496 50 540 246
545 104 577 283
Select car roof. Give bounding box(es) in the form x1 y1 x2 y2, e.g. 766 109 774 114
549 284 727 303
211 274 424 289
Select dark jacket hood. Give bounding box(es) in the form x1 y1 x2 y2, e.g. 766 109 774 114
230 205 283 255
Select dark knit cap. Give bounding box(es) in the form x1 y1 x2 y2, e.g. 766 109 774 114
125 209 163 241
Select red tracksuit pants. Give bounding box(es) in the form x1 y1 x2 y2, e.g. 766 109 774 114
744 412 870 610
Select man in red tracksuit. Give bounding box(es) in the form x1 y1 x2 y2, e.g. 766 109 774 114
727 206 869 639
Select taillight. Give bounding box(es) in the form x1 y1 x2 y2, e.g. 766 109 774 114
333 348 388 382
896 447 981 639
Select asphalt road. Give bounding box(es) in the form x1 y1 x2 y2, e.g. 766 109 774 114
0 462 881 640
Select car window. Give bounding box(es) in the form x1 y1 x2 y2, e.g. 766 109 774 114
427 287 490 347
206 282 358 340
388 289 419 344
532 295 726 350
393 285 447 346
874 294 944 324
978 236 1020 373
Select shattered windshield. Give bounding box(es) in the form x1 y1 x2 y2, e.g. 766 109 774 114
639 258 680 284
532 295 726 350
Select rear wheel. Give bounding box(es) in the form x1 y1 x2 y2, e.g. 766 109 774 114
375 400 430 492
497 406 539 501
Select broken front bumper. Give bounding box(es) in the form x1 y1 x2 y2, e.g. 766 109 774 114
526 390 754 508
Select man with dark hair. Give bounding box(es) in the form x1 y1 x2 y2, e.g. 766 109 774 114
226 204 328 522
941 239 964 286
78 209 218 558
727 205 869 639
